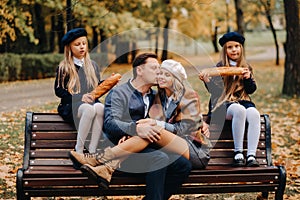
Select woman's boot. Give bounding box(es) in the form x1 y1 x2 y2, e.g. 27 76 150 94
69 147 115 169
69 151 100 169
80 159 120 189
79 147 120 188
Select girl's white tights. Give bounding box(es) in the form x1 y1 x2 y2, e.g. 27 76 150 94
226 103 260 159
76 103 104 153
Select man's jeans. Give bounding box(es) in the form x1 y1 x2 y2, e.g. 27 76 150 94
119 146 192 200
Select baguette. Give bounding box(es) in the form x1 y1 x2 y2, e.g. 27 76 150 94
90 73 122 99
201 66 243 76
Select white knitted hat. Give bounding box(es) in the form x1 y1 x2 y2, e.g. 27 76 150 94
161 59 187 82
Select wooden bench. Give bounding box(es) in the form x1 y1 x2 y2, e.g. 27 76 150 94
16 112 286 200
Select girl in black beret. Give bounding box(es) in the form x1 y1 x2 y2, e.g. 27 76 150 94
199 31 260 167
54 28 104 154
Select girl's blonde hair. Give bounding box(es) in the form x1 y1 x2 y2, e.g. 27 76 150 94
172 77 185 101
57 42 98 94
214 43 252 109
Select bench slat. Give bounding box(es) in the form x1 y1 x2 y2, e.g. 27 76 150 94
22 177 93 186
32 113 67 122
32 122 75 131
30 140 267 150
24 166 278 174
22 183 279 198
32 132 77 140
27 158 268 167
31 140 75 149
210 141 266 149
25 166 77 171
209 150 267 158
28 159 73 166
29 150 70 158
22 172 280 187
28 149 267 159
177 184 280 194
209 132 266 140
207 158 268 166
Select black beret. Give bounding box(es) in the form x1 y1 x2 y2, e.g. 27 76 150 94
61 28 87 46
219 32 245 47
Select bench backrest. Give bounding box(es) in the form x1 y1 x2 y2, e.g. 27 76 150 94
22 112 272 170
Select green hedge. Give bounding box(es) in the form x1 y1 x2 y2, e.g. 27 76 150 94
0 53 110 83
0 53 22 82
20 54 63 80
0 53 63 83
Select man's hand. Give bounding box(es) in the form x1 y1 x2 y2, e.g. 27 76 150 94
136 123 161 143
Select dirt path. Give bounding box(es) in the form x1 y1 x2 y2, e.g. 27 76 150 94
0 78 59 113
0 45 284 113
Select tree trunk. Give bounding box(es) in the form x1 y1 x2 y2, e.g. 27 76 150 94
260 0 280 65
155 27 160 55
66 0 73 31
282 0 300 96
50 15 56 52
115 39 130 64
92 26 98 49
161 17 170 61
131 41 137 63
100 28 107 53
266 14 279 65
97 28 108 68
234 0 245 35
58 13 64 53
161 0 170 61
212 25 219 53
33 3 47 53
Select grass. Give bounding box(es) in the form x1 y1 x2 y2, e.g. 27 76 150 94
0 58 299 200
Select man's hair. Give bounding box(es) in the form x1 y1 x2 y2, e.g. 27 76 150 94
132 53 157 79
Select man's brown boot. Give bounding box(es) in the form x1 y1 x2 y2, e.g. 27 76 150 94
80 159 120 189
69 147 115 169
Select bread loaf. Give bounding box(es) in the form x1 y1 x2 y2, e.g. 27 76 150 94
201 66 243 76
90 73 122 99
